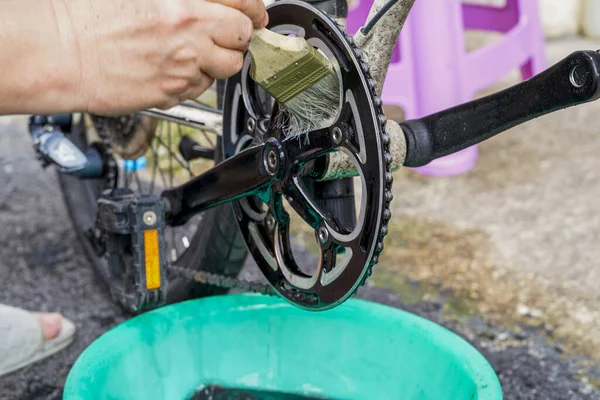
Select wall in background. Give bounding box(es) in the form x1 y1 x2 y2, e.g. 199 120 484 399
539 0 582 38
466 0 583 38
346 0 595 39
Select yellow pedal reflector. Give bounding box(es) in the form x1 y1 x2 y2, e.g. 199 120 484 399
143 229 161 290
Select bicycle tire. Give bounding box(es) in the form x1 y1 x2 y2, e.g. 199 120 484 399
57 80 249 312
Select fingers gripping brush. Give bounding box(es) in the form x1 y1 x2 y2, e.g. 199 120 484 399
248 28 341 137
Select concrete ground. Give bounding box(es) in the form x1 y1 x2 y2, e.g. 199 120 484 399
378 36 600 363
1 36 600 399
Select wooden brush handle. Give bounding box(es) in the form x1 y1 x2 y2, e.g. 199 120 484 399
248 29 309 83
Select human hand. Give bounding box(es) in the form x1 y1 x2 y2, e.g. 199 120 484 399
62 0 268 115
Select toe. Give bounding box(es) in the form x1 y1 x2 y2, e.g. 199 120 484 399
35 313 62 340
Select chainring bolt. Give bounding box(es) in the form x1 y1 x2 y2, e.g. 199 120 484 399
332 127 343 145
265 149 279 175
318 227 329 244
247 118 256 133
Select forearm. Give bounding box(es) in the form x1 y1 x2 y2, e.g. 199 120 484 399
0 0 83 115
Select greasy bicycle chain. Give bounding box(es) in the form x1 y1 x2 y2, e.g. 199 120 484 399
91 115 122 189
168 264 275 296
342 22 395 294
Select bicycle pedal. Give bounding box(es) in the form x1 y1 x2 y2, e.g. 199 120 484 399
96 188 169 312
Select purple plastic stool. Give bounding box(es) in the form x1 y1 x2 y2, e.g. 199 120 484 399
346 0 547 176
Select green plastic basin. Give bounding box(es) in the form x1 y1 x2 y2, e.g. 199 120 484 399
64 294 502 400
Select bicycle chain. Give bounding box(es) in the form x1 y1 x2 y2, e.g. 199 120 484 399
91 115 122 189
169 20 395 304
341 22 394 294
168 264 275 296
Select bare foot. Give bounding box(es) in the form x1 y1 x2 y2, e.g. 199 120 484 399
34 313 63 340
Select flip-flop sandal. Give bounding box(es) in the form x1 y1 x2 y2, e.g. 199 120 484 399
0 304 76 377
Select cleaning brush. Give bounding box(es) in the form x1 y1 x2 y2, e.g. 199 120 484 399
247 28 341 138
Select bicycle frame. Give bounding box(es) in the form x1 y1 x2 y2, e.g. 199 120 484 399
141 101 223 133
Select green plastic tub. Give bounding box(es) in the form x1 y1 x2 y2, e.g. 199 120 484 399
64 294 502 400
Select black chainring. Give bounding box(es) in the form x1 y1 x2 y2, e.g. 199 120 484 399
222 0 393 310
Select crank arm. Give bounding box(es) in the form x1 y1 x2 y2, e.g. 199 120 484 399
402 50 600 167
319 50 600 180
162 139 284 226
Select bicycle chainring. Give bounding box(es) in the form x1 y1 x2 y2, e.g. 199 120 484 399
221 0 393 310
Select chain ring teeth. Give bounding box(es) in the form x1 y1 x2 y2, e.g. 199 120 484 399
219 2 394 308
320 22 393 294
343 25 394 293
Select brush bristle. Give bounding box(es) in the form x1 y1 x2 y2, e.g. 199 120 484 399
276 72 341 140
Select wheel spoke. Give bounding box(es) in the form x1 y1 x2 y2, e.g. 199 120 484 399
155 127 169 190
133 169 143 194
149 138 159 194
176 125 198 177
201 130 215 149
167 122 174 188
156 135 193 176
197 126 215 149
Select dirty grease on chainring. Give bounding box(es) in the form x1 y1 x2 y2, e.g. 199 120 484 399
188 384 335 400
